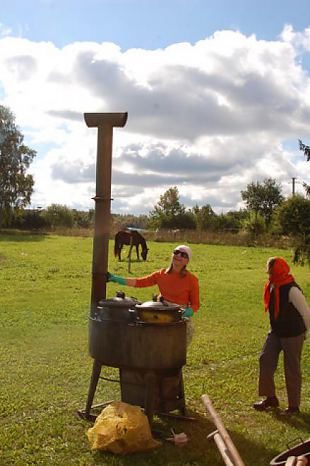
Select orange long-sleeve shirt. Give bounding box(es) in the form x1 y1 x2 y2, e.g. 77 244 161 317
134 268 200 312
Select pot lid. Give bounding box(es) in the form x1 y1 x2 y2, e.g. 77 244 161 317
98 291 141 308
135 296 181 312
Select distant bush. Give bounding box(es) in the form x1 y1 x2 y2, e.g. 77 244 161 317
10 209 48 230
242 212 266 236
42 204 74 229
72 209 94 228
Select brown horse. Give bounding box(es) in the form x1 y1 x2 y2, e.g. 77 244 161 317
114 230 149 261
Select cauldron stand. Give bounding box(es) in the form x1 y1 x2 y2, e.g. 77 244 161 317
78 319 190 425
78 362 187 424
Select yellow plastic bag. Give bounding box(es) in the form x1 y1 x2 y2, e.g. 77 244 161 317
87 401 161 454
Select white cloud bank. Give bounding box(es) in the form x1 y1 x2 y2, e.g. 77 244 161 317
1 27 310 214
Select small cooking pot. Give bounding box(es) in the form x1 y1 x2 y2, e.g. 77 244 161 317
97 291 140 322
135 297 183 323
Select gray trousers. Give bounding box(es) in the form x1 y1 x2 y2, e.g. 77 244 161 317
258 331 305 408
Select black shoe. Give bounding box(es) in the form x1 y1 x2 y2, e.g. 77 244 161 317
283 407 300 415
253 396 279 411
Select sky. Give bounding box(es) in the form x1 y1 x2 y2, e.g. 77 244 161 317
1 0 310 215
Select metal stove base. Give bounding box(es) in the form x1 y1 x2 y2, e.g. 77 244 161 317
79 359 193 425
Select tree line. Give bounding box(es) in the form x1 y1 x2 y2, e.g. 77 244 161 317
1 104 309 264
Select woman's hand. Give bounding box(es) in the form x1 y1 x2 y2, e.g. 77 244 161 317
107 272 126 285
182 307 194 317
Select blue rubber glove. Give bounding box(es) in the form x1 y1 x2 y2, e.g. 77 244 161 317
107 272 126 285
182 307 194 317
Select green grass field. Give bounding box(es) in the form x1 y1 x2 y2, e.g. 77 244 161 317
0 232 309 465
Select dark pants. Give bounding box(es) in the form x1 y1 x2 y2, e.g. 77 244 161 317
258 331 305 408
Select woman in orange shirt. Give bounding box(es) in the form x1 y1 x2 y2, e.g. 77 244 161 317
107 244 200 343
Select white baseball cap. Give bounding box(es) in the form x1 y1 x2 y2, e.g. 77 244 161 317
175 245 192 260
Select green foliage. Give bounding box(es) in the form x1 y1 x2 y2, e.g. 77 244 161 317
11 208 49 230
149 186 185 224
72 209 94 228
275 195 310 265
6 207 95 231
192 204 216 231
0 234 309 465
0 105 36 226
292 235 310 265
299 138 310 161
112 213 149 230
276 195 310 236
215 209 248 232
241 178 284 226
242 211 266 236
298 139 310 196
149 186 195 229
42 204 75 228
174 210 196 229
294 138 310 264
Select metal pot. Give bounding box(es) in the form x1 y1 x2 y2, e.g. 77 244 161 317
135 297 183 323
97 291 140 322
269 438 310 465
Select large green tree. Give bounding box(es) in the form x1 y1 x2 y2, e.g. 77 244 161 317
290 139 310 265
298 139 310 196
192 204 217 231
0 105 36 226
276 195 310 237
241 178 284 227
149 186 195 229
276 195 310 265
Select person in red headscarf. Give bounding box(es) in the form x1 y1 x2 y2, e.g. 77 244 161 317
253 257 310 414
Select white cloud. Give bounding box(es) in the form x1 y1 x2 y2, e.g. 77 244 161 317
280 24 310 52
1 27 310 214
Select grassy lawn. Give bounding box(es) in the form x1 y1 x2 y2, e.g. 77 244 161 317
0 232 309 465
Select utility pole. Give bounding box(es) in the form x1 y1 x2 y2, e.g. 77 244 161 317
292 177 296 196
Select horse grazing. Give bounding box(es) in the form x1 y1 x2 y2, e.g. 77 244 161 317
114 230 149 261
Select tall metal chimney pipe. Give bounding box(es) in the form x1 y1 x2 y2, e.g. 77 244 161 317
84 112 128 315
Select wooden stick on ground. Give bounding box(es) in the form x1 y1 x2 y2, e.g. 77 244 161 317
201 394 245 466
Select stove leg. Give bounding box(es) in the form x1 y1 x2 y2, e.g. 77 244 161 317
85 360 102 418
179 371 186 415
144 371 156 425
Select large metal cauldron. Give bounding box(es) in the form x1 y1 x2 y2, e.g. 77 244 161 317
85 292 187 422
89 293 186 369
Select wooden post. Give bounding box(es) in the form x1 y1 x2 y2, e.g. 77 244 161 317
201 394 245 466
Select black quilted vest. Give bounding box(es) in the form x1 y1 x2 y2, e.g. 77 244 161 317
269 282 306 337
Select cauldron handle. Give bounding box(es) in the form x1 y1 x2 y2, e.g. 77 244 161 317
159 296 169 306
286 436 305 450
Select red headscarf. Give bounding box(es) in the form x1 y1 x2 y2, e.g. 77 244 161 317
263 257 295 319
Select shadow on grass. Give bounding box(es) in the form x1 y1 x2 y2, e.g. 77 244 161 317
88 409 280 466
271 408 310 432
0 230 47 242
